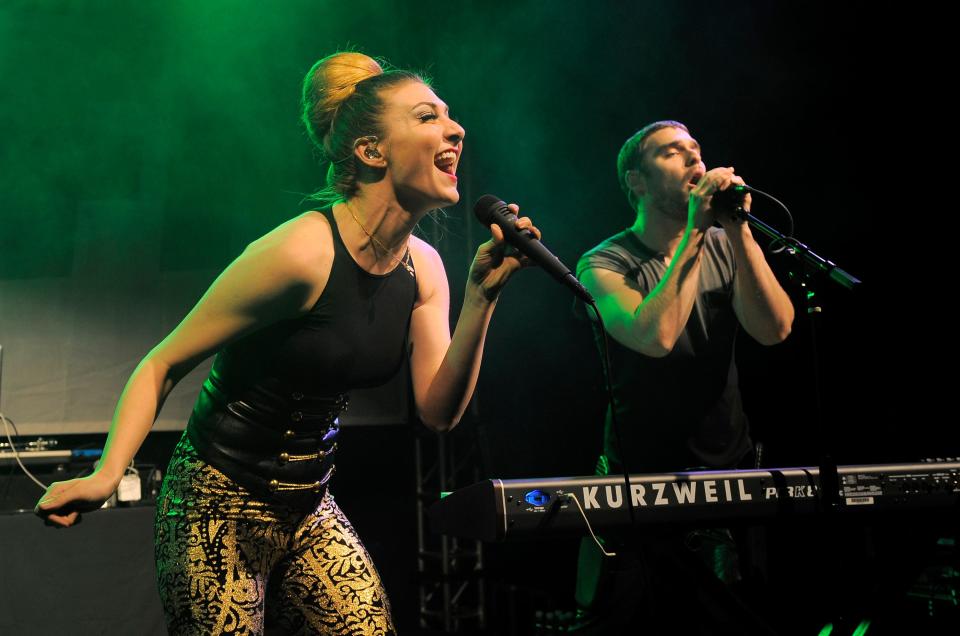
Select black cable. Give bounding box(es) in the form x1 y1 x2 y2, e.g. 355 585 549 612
0 415 20 504
1 413 48 490
587 301 637 528
745 185 795 254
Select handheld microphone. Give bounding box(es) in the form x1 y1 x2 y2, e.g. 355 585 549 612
473 195 594 304
711 184 756 220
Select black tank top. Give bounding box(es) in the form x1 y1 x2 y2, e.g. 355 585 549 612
210 208 418 401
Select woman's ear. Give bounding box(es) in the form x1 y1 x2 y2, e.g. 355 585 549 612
354 135 386 168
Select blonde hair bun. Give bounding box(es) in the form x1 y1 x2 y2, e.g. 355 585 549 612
302 52 384 149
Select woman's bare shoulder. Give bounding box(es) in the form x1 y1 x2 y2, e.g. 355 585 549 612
244 211 334 279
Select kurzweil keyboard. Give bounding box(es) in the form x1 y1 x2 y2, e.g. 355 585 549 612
429 462 960 541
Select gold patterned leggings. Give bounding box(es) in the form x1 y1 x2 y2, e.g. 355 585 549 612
154 435 396 635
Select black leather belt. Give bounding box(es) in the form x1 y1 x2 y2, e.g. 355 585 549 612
186 377 345 506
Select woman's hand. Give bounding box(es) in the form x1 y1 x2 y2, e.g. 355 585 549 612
469 203 542 301
34 471 120 528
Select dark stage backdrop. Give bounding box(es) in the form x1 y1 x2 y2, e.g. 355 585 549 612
0 0 947 454
0 1 952 631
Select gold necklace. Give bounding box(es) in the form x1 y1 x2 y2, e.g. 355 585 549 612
343 201 415 278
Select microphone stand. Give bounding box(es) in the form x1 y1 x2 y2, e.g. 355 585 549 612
738 211 860 291
733 204 861 513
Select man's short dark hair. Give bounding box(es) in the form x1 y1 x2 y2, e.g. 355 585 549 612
617 120 689 210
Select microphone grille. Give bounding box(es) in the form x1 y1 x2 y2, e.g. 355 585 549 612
473 194 506 225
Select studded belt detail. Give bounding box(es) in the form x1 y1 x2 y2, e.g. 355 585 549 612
186 377 346 505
